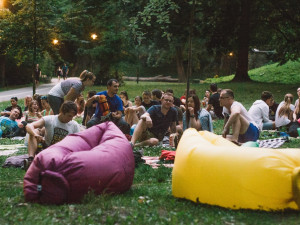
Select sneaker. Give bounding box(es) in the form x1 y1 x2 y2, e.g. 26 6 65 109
23 157 33 171
129 141 134 150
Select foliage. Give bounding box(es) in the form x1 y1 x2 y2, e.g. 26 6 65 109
203 60 300 85
0 0 65 85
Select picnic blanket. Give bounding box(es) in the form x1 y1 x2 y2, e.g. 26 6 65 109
142 156 174 169
257 137 288 148
142 150 176 169
0 144 26 156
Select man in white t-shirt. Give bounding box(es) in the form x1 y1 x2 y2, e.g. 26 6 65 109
25 101 80 169
220 89 259 144
248 91 275 130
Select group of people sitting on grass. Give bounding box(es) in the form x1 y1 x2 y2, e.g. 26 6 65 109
1 70 300 168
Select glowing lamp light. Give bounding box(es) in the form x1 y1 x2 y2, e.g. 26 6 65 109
52 39 59 45
229 52 234 57
91 34 97 40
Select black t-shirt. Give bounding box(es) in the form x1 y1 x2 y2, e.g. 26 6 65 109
208 93 223 118
142 100 160 111
173 97 182 107
34 68 41 80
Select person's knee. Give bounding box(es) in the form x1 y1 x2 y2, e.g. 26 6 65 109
86 120 94 128
149 138 159 146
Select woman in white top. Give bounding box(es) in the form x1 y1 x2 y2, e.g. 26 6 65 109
293 87 300 122
275 93 295 128
48 70 96 114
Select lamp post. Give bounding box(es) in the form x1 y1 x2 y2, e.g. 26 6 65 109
32 0 37 95
228 52 234 75
52 39 58 45
90 33 97 72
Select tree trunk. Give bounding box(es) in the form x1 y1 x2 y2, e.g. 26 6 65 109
175 46 186 82
233 0 251 82
0 54 5 87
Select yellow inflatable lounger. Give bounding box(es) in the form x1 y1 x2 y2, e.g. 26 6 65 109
172 129 300 211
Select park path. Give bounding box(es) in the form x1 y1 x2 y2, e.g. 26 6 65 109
0 78 69 102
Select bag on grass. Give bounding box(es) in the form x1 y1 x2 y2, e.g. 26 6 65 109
288 121 300 137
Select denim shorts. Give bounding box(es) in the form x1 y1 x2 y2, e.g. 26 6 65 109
262 121 274 130
238 123 259 143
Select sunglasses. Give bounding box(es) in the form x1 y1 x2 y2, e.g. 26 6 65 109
41 96 48 100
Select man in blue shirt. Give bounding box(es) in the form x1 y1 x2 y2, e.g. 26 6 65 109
0 108 22 138
86 79 130 134
131 93 178 147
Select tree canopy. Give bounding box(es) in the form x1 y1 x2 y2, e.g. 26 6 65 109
0 0 299 86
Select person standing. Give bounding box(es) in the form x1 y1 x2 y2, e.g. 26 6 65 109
62 63 69 80
57 66 63 81
48 70 96 115
34 64 41 87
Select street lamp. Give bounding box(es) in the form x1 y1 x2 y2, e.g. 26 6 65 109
91 33 97 40
90 34 97 71
52 39 58 45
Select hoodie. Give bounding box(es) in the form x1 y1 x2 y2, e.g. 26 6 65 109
248 100 271 130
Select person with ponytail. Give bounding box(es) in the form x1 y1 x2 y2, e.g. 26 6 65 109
293 87 300 121
48 70 96 114
275 93 295 128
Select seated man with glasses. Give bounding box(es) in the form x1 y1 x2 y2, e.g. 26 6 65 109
220 89 259 144
130 93 178 147
248 91 275 131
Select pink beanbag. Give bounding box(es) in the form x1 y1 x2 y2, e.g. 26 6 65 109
23 122 135 204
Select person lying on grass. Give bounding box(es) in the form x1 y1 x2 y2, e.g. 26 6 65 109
25 101 80 169
130 93 177 147
1 97 23 119
220 89 259 144
0 108 24 138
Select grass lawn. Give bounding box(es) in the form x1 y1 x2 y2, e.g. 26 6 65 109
1 75 300 223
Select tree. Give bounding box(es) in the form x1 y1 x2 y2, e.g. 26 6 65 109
0 0 63 87
200 0 300 81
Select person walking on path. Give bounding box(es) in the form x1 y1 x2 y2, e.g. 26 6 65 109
48 70 96 115
57 66 63 81
34 64 41 87
62 63 69 80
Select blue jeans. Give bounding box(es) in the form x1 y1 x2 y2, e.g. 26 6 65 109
48 95 64 115
87 115 130 135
